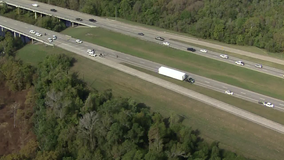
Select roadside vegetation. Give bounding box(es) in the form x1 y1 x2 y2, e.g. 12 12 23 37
0 4 66 32
1 3 284 101
14 43 284 160
0 36 254 160
35 0 284 55
62 27 284 101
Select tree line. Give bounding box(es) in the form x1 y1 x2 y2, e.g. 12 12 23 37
0 4 66 32
0 35 251 159
35 0 284 53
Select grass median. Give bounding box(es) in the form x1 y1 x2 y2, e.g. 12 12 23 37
107 17 284 60
61 27 284 101
16 44 284 160
171 39 284 70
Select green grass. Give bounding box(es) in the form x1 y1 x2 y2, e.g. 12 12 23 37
107 17 284 60
61 27 284 101
171 39 284 70
16 43 284 160
123 63 284 125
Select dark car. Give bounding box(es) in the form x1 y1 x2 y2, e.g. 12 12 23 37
186 78 195 84
50 9 57 12
155 36 165 41
76 18 83 21
187 48 196 52
89 19 96 22
138 33 144 36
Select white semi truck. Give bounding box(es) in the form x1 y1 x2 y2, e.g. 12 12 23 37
158 66 195 83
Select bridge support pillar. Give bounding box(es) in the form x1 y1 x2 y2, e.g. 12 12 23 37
72 22 74 27
41 13 42 17
1 27 3 31
32 39 34 44
35 12 37 19
18 33 21 37
17 7 20 14
14 32 16 38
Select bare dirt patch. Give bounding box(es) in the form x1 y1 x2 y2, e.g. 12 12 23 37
0 84 35 156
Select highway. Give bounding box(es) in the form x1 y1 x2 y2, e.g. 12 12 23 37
3 0 284 78
1 15 284 112
2 16 284 134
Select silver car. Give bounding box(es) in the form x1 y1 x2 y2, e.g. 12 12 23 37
255 64 262 68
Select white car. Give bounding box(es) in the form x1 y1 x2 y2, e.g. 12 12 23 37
200 49 208 53
52 35 57 40
255 64 262 68
35 32 42 37
235 61 244 66
263 102 274 108
163 42 170 46
225 90 233 95
32 4 39 7
29 30 35 34
48 38 53 42
220 54 229 59
89 52 97 57
76 39 82 43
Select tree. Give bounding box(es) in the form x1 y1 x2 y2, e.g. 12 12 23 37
78 111 100 150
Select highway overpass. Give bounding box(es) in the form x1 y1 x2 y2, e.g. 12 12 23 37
1 15 284 134
2 0 284 78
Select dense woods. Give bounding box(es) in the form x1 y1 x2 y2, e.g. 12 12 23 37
0 35 250 159
36 0 284 53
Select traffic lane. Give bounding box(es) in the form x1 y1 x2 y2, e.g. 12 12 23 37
0 16 69 44
191 73 284 108
3 16 284 110
165 39 284 77
71 36 284 109
5 1 283 78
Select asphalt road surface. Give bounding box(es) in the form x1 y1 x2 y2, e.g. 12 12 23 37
4 0 284 78
1 15 284 112
2 16 284 134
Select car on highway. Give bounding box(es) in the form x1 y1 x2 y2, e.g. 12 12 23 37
52 35 57 40
89 19 96 22
35 32 42 37
48 38 53 43
32 4 39 7
50 9 57 12
87 49 94 53
76 39 83 43
225 90 234 95
259 101 274 108
138 33 144 36
235 60 245 66
255 64 262 68
88 51 97 57
220 54 229 59
76 18 83 21
200 49 208 53
155 37 165 41
187 48 196 52
187 78 195 83
163 42 170 46
29 30 35 34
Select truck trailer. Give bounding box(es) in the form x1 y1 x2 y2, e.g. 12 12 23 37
158 66 195 83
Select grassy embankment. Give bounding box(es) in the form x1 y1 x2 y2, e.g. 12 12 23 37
61 27 284 101
16 44 284 160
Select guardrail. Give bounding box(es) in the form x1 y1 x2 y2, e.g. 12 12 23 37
5 2 95 28
0 24 54 47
